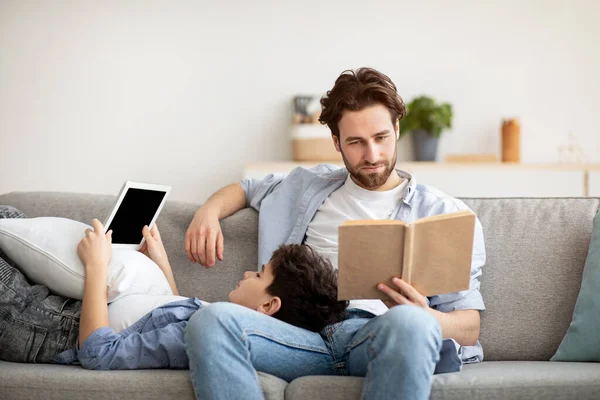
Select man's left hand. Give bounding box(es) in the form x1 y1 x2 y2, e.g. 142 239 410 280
378 277 428 309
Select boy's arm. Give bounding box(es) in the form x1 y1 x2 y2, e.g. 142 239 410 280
158 261 179 296
78 321 189 370
77 219 112 345
79 264 110 346
78 299 199 370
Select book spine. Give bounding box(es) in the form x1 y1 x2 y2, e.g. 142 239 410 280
402 224 415 284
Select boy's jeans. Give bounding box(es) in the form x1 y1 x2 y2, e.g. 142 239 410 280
0 206 81 363
185 302 442 400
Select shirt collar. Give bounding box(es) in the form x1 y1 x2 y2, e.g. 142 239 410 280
321 167 416 205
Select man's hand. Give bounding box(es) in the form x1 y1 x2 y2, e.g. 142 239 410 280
379 277 481 345
78 219 112 273
185 207 224 268
378 277 428 309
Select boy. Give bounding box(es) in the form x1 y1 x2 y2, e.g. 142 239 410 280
0 208 347 369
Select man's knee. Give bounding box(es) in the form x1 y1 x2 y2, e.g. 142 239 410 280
381 305 442 344
185 302 247 345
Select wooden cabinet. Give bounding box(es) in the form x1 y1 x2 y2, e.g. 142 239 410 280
244 162 597 198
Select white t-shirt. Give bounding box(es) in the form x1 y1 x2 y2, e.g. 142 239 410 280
305 175 409 316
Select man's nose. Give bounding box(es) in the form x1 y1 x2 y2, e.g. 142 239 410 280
243 271 252 279
364 142 378 163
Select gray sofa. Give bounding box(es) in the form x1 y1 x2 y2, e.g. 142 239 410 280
1 191 599 400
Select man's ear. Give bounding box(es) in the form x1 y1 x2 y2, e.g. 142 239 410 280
395 120 400 141
332 134 341 152
257 296 282 317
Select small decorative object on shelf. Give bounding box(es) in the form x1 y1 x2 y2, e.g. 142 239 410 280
558 132 586 164
501 119 521 162
291 94 342 162
292 95 321 124
399 96 453 161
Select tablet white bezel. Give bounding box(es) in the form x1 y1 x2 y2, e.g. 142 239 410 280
103 181 171 250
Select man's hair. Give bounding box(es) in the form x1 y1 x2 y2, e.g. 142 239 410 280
267 244 348 332
319 67 407 138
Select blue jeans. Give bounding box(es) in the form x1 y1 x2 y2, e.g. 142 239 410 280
185 302 442 400
0 206 81 363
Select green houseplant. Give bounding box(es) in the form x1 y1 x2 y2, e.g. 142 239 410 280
399 96 453 161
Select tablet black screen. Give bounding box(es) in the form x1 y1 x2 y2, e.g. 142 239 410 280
107 188 166 245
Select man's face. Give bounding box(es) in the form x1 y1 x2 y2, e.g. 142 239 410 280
228 263 276 310
333 104 399 191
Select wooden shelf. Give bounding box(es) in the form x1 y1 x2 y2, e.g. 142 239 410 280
243 162 600 198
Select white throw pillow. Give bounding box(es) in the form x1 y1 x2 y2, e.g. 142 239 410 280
0 217 172 302
108 294 192 333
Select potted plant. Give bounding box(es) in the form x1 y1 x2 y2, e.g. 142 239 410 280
399 95 453 161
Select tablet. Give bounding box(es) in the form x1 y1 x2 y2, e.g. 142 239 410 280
103 181 171 250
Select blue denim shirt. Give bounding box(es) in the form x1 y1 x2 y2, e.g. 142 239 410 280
54 298 202 369
240 165 486 367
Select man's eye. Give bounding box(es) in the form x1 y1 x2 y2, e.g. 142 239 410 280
376 136 387 141
349 141 359 145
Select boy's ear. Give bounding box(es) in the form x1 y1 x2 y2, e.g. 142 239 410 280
257 296 282 317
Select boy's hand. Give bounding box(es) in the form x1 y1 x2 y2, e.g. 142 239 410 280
140 223 179 295
78 219 112 273
139 224 170 270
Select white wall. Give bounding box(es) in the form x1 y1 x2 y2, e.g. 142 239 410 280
1 0 599 202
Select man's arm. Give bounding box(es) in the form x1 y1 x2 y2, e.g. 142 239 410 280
427 309 480 346
379 278 481 346
186 173 284 267
185 183 246 266
198 183 247 220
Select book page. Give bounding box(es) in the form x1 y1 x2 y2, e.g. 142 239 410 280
338 224 405 300
407 211 475 296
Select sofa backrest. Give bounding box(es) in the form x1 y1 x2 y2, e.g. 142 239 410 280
1 192 598 362
462 197 599 361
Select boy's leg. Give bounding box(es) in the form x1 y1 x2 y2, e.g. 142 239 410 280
345 305 443 400
185 302 336 400
0 206 81 363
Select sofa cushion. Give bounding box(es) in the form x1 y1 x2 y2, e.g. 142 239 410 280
0 360 287 400
462 198 600 361
0 216 172 302
285 362 600 400
551 209 600 361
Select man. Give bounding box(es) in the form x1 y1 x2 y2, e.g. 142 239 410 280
184 67 485 400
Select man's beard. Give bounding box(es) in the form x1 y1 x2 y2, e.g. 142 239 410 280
340 148 397 189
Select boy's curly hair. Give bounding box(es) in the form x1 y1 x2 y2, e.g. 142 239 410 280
267 244 348 332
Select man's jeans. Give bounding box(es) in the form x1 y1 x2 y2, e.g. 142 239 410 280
185 302 442 400
0 206 81 363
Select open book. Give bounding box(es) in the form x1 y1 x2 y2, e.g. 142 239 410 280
337 210 475 300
